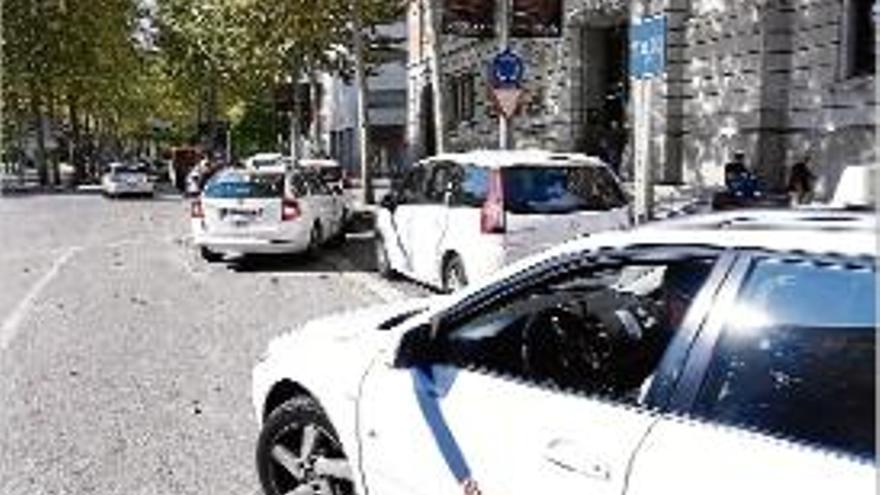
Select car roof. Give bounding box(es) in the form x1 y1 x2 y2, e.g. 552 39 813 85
422 149 609 168
246 153 283 162
548 209 877 259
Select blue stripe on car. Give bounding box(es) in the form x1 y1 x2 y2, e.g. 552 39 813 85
411 366 471 483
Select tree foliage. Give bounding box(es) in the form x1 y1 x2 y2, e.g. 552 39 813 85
2 0 405 173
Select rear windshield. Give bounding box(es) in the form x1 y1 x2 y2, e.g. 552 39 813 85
502 165 627 214
111 166 145 175
204 173 283 199
251 159 279 169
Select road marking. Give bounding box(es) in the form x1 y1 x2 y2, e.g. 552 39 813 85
326 254 407 303
0 246 80 352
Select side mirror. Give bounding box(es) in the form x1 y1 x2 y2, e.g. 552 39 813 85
380 193 398 211
394 324 436 368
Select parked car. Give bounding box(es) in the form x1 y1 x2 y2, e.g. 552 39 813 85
830 164 876 210
301 158 350 191
101 162 154 198
375 150 631 292
191 167 347 262
245 153 285 171
252 208 875 495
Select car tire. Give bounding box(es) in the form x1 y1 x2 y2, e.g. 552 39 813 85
375 235 396 279
306 223 323 258
326 214 347 248
256 396 355 495
200 246 223 263
442 254 468 293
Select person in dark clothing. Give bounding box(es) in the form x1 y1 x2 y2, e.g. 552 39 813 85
788 157 815 205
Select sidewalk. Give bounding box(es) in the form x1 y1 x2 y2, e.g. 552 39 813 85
622 182 714 220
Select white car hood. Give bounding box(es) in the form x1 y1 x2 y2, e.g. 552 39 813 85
266 296 441 354
253 295 449 424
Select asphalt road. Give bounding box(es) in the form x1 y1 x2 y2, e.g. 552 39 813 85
0 192 430 494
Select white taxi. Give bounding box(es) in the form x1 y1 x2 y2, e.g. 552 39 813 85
101 162 155 197
192 167 346 262
252 208 875 495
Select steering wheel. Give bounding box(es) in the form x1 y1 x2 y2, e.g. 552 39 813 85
521 306 614 391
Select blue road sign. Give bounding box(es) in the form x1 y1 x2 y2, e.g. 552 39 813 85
491 48 525 88
630 15 667 79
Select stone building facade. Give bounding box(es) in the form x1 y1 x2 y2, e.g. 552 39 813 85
407 0 876 197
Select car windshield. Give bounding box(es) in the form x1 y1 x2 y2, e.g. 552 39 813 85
203 172 283 199
502 165 627 214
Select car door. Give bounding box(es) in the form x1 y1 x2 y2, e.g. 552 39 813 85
410 161 455 285
383 164 430 275
626 252 877 495
303 172 339 237
358 246 735 495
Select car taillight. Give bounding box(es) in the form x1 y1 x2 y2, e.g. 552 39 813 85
480 169 506 234
282 197 301 221
191 199 204 218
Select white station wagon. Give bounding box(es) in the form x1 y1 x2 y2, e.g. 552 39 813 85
192 167 346 261
375 150 631 292
252 209 875 495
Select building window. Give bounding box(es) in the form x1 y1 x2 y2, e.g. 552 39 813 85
843 0 877 79
369 90 407 110
448 73 476 127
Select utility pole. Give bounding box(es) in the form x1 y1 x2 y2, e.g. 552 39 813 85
353 0 374 204
426 0 446 154
498 0 512 150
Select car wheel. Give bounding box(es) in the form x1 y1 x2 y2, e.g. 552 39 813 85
256 396 355 495
200 246 223 263
442 254 468 293
306 223 323 257
375 235 396 279
326 214 347 248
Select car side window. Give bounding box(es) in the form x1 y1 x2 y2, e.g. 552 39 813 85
425 162 453 204
398 166 427 204
430 255 716 405
303 173 330 196
692 257 875 459
289 174 308 197
450 164 489 207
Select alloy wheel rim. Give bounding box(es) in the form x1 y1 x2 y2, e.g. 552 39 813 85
268 422 353 495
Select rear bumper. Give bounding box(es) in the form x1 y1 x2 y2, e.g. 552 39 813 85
194 234 310 255
106 183 155 195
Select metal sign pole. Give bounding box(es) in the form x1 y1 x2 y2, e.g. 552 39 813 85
498 0 512 150
634 78 654 223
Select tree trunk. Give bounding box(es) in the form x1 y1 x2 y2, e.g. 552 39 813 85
30 86 48 186
68 94 84 185
48 91 60 187
353 0 374 204
309 71 323 157
289 79 302 165
426 0 446 154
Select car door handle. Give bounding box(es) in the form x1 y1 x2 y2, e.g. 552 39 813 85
544 439 612 481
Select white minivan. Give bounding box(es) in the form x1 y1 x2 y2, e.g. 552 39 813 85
374 150 631 291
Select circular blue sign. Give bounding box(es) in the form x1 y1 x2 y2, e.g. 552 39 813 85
491 48 525 88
